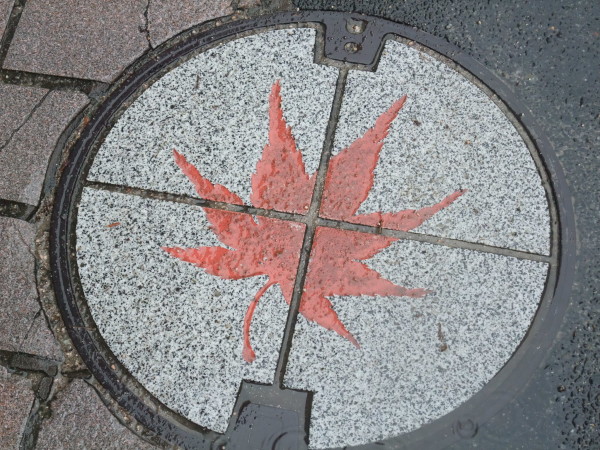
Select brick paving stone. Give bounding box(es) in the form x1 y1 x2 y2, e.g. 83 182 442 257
36 379 156 449
0 85 88 205
3 0 149 82
0 84 46 144
0 0 14 42
147 0 233 47
20 313 62 360
0 217 62 360
238 0 261 8
0 366 34 449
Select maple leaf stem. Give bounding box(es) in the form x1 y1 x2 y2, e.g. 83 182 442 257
242 279 276 363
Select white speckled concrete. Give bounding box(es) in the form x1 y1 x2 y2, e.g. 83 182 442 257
76 26 554 446
76 188 290 432
284 237 548 449
333 39 550 255
88 28 337 205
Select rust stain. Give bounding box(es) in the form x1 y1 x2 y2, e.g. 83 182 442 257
437 323 448 352
106 222 121 228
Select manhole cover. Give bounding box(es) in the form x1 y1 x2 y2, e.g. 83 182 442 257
50 11 572 450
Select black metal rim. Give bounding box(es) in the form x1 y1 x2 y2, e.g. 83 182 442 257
49 10 575 449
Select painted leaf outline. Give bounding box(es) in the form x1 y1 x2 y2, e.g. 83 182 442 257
162 81 466 362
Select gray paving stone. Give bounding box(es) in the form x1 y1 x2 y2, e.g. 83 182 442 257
0 218 62 360
36 379 155 449
147 0 233 47
0 84 47 147
3 0 149 82
0 0 15 49
20 313 62 361
0 86 88 205
0 366 34 449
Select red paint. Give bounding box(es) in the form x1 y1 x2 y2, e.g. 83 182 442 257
302 227 433 346
172 149 245 205
321 96 466 231
322 96 407 220
251 81 315 214
243 280 275 363
162 213 305 363
163 83 466 361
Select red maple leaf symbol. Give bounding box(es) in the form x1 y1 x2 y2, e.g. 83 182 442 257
162 81 465 362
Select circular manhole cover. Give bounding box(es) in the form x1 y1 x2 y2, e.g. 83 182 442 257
50 11 572 450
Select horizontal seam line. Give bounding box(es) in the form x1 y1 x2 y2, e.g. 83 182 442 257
85 180 553 263
317 217 553 263
85 181 309 223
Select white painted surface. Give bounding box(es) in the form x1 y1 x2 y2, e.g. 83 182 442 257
333 39 550 255
76 188 290 432
88 28 337 205
284 237 547 448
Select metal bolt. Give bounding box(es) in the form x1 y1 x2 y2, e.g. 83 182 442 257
344 42 360 53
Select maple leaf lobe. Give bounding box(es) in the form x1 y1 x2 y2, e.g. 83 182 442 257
321 95 407 220
250 81 315 214
300 226 432 347
172 149 244 205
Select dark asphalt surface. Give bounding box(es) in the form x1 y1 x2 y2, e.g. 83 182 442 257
292 1 599 448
